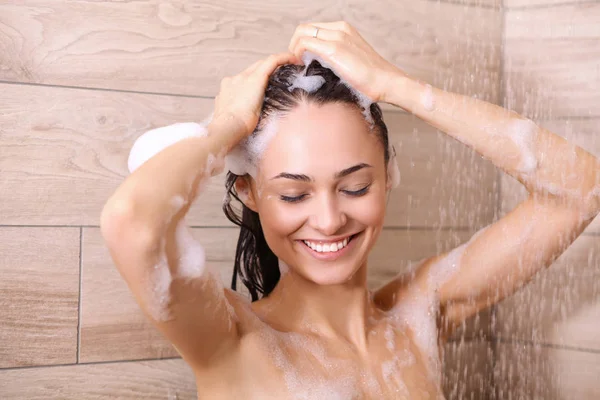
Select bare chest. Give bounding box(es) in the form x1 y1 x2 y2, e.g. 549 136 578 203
197 318 444 400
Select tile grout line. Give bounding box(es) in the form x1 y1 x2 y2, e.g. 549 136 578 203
76 227 82 364
494 336 600 354
0 356 183 373
0 79 210 99
0 79 597 121
507 1 599 11
2 223 600 235
425 0 501 10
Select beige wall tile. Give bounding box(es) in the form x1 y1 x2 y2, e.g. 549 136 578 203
0 1 501 102
505 0 594 9
385 113 499 230
494 234 600 350
0 227 79 368
1 84 498 229
503 4 600 118
0 359 196 399
500 119 600 233
494 342 600 399
440 0 501 7
442 340 494 400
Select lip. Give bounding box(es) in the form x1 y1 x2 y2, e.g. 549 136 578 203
297 233 360 261
299 234 353 244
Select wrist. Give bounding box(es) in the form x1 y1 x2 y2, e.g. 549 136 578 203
382 73 429 113
206 114 249 152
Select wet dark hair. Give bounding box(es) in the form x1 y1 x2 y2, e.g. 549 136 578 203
222 59 391 301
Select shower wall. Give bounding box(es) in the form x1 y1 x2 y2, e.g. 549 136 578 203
494 0 600 398
0 0 596 399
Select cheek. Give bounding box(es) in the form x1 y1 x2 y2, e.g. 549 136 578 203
258 200 306 243
349 187 387 227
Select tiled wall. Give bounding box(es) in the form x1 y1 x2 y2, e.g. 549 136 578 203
2 0 597 399
495 1 600 398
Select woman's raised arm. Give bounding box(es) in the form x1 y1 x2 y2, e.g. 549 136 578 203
99 51 299 369
100 116 247 370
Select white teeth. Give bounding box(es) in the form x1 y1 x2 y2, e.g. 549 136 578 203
303 236 352 253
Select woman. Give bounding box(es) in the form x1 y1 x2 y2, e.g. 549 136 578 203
100 21 600 399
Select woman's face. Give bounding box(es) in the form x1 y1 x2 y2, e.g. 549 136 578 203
248 101 388 285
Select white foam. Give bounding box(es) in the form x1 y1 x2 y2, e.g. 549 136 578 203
288 74 326 93
174 220 207 279
483 118 539 174
224 116 281 178
128 122 209 173
390 290 441 386
279 259 289 275
387 144 401 189
147 236 174 321
300 51 375 126
421 84 435 112
506 118 539 174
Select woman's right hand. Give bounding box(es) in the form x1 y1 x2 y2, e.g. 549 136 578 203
211 52 301 140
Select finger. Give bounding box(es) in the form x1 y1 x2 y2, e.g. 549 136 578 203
253 52 300 78
242 59 264 76
290 36 335 65
288 21 353 54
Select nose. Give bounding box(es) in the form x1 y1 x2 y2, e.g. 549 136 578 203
309 193 347 236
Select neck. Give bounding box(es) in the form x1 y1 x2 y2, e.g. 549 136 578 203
258 263 380 352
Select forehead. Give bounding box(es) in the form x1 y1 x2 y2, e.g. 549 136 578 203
258 102 383 177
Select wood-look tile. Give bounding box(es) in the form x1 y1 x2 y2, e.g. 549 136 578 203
439 0 500 7
503 4 600 118
80 227 239 363
442 340 494 400
494 342 600 400
1 83 498 229
505 0 594 9
0 1 501 101
0 227 79 368
0 359 196 399
494 234 600 350
500 119 600 233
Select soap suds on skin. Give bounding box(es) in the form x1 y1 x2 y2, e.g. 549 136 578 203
421 84 435 112
128 121 234 323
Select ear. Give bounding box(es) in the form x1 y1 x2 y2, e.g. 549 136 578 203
234 175 259 212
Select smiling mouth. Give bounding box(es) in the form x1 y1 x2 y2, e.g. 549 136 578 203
300 234 358 254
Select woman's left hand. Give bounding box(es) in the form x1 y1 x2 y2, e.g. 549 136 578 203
288 21 407 103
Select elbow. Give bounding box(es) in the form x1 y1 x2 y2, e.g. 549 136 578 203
100 197 156 251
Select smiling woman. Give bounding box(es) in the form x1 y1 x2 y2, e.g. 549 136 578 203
100 20 600 400
222 55 398 299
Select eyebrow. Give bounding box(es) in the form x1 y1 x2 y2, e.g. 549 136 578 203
270 163 372 182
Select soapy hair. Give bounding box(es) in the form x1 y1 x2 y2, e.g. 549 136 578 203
222 58 391 301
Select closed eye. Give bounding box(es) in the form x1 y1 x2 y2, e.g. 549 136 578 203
280 185 371 203
342 184 371 196
280 194 307 203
